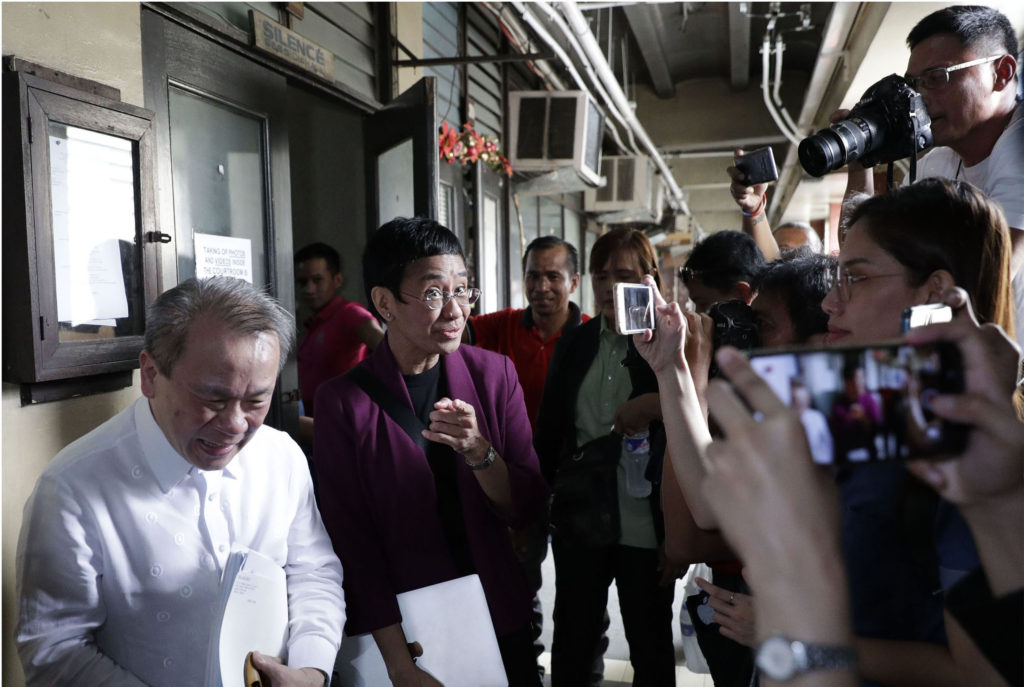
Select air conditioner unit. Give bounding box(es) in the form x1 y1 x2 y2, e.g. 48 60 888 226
509 91 604 187
585 156 664 224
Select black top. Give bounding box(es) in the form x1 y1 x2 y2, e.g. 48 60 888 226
404 362 475 576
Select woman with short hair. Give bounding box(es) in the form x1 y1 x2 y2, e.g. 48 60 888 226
314 217 548 687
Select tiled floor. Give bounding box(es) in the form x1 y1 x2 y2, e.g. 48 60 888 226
536 543 712 686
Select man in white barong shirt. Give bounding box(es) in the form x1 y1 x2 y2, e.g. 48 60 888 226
16 277 345 687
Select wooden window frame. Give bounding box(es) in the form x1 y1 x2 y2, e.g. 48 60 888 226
3 59 159 397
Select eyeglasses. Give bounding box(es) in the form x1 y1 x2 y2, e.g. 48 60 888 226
904 54 1004 91
826 263 907 303
403 286 481 310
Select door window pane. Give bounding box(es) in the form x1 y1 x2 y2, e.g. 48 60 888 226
377 137 415 225
169 87 267 287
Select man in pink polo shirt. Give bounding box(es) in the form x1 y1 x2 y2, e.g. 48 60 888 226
295 243 384 440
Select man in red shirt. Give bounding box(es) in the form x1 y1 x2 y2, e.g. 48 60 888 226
295 243 384 443
465 235 588 680
466 235 587 428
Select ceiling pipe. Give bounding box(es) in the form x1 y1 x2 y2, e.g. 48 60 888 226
486 2 568 90
557 0 693 218
524 1 640 154
761 32 803 146
498 1 634 153
772 36 802 136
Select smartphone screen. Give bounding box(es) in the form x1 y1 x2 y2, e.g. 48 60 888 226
614 283 655 335
901 304 953 333
747 342 967 463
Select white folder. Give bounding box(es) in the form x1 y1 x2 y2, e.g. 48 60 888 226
335 574 508 687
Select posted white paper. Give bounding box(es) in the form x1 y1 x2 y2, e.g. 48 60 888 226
49 132 132 325
195 233 254 283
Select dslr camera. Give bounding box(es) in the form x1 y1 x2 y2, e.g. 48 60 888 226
708 300 761 379
798 74 933 178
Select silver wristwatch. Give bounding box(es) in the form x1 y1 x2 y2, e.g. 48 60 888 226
466 444 497 471
755 635 857 681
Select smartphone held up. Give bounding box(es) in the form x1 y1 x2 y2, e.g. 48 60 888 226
747 342 967 464
614 283 655 336
734 147 779 186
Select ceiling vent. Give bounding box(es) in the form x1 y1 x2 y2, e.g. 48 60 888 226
509 91 604 187
585 156 663 224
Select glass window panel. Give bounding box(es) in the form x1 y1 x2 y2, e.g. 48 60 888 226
539 197 562 236
48 123 143 342
438 180 453 229
169 87 267 287
481 193 500 313
563 208 582 307
377 137 415 225
519 195 539 243
509 198 524 308
582 230 597 317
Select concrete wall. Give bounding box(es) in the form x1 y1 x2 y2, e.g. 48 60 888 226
1 4 145 685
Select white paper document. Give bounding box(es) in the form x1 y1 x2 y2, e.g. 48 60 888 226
335 574 507 687
194 233 254 283
49 131 132 325
206 549 288 687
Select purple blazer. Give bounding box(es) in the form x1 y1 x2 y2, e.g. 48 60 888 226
314 336 549 636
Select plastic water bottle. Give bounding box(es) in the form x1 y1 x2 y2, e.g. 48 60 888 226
623 430 652 498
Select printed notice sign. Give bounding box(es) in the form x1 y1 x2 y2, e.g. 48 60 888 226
251 10 333 81
194 233 253 283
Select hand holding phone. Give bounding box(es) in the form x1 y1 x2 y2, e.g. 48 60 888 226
901 287 1023 504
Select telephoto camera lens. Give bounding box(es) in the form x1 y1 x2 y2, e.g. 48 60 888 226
799 117 882 178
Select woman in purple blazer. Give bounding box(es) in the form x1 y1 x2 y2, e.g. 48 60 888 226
314 217 548 687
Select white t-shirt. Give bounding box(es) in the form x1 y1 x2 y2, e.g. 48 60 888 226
914 102 1024 345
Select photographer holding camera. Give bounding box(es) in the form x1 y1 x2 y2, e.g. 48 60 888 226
731 6 1023 344
848 8 1020 334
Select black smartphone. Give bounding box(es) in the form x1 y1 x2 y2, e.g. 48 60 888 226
746 341 968 463
734 147 779 185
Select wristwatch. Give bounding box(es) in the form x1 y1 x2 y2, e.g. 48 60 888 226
755 635 857 681
466 443 497 471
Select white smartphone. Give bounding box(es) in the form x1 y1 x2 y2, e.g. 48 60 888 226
613 283 655 335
